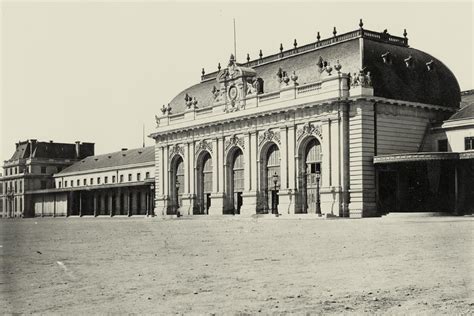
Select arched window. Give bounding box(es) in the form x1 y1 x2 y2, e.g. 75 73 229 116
229 149 244 214
266 144 280 190
175 158 184 208
197 153 213 214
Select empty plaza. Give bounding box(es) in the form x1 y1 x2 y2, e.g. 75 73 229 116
1 216 472 314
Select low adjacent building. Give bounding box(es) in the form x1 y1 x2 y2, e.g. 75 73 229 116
374 90 473 214
1 140 94 218
29 146 155 217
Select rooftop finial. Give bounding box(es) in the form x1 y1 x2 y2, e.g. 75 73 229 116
246 53 250 63
333 27 337 37
259 49 263 59
359 19 364 29
218 62 221 71
317 31 321 42
201 68 205 76
403 28 408 38
293 39 298 48
280 43 283 53
228 54 235 66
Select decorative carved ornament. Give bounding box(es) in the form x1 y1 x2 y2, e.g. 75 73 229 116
169 144 184 158
195 139 213 155
297 122 323 141
258 129 281 147
225 134 245 152
350 67 372 88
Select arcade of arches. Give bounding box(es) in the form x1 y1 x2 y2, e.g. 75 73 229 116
154 123 343 217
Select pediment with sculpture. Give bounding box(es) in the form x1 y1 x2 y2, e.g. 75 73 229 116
211 54 264 113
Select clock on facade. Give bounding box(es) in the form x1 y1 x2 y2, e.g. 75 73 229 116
228 85 238 101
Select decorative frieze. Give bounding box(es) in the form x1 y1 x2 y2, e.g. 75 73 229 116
225 134 245 151
258 129 281 147
297 122 323 141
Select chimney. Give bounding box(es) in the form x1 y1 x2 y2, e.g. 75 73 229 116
75 141 81 158
29 139 37 157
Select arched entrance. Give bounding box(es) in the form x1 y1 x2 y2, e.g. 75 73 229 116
196 151 213 215
298 137 322 213
226 148 244 214
170 155 184 215
259 143 280 214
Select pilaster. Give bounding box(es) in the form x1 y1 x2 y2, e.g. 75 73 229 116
348 100 377 217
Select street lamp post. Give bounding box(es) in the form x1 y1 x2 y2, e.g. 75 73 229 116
175 179 180 215
315 170 321 215
272 172 279 215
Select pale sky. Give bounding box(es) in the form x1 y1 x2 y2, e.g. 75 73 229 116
1 0 473 163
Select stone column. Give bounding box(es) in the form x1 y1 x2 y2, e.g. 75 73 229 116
180 142 192 215
93 193 97 217
127 190 132 217
209 137 224 215
109 192 114 217
340 103 350 217
278 126 292 215
320 118 336 215
240 131 257 216
155 145 169 216
284 124 297 214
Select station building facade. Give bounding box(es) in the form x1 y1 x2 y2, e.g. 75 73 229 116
151 25 470 217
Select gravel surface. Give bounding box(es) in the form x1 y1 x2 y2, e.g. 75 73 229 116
1 216 472 314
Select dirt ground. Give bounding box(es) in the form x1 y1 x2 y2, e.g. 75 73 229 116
0 215 472 314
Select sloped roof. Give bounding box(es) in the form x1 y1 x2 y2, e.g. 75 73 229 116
167 29 460 114
58 146 154 174
447 90 474 121
7 141 94 162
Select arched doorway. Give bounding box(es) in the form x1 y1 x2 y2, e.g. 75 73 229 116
298 137 322 213
226 148 244 214
196 152 213 215
259 143 280 214
170 155 184 215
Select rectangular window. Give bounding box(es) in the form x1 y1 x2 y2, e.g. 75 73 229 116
41 166 46 174
70 180 74 187
83 179 87 186
438 139 448 152
120 175 124 183
64 181 68 188
112 175 116 183
128 174 132 181
58 182 62 188
97 177 101 184
137 173 141 181
90 178 94 185
145 172 150 179
41 181 47 189
465 137 474 150
104 176 108 184
77 179 80 186
19 180 22 193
